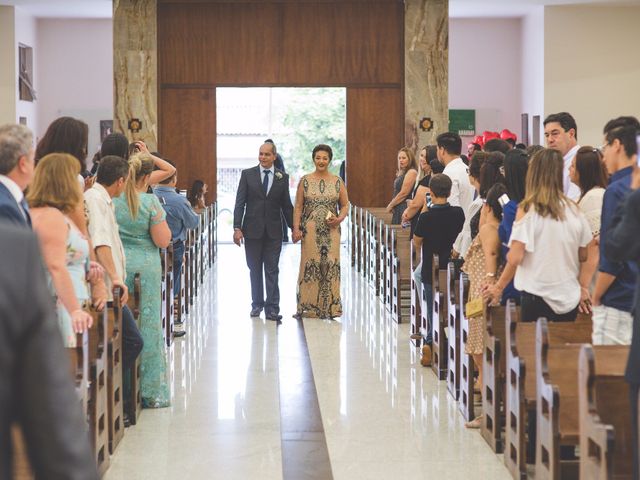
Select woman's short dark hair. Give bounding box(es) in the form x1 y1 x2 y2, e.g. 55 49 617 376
189 180 205 207
574 146 608 198
35 116 89 168
429 173 452 198
312 144 333 161
430 159 445 174
504 148 528 203
479 152 506 198
101 133 130 159
468 151 488 180
425 145 438 163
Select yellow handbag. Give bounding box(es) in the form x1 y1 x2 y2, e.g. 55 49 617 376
465 297 484 318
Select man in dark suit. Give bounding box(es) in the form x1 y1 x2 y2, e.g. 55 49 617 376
605 161 640 480
233 142 294 321
0 222 98 479
0 124 35 228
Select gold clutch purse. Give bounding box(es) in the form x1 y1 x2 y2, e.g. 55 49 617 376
465 297 484 318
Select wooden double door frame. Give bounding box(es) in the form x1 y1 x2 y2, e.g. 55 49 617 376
157 0 405 207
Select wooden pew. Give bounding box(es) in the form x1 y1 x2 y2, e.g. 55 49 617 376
183 229 193 313
391 227 412 323
358 208 368 277
367 208 391 291
447 263 461 401
384 224 402 309
535 318 587 479
431 254 448 380
504 312 592 480
579 344 631 480
68 330 90 422
126 273 142 426
164 245 175 347
410 240 421 339
106 288 124 454
88 306 110 476
481 303 520 454
458 271 473 419
353 206 362 273
378 219 390 301
349 204 357 267
175 243 186 326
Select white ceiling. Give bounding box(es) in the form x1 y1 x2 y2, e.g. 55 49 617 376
0 0 637 19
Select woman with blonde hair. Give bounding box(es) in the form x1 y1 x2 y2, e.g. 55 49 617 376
386 147 418 224
490 148 593 322
28 153 96 345
114 152 172 408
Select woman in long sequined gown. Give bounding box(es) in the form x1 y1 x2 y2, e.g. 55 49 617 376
293 145 349 319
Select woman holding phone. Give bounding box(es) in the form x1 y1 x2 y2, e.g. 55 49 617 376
293 144 349 319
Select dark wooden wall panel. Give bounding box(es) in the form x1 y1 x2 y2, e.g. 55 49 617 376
158 2 403 86
159 88 217 199
346 87 403 207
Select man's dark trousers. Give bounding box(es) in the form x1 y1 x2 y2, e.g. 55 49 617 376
245 236 282 315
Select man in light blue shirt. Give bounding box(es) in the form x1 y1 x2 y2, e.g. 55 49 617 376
153 160 200 300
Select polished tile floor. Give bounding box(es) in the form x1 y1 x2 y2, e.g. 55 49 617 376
105 244 511 480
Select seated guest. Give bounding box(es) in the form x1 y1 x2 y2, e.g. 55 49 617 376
0 223 98 480
153 159 199 326
500 148 592 322
28 153 96 344
85 155 144 422
413 174 465 363
570 146 608 293
592 116 640 345
115 153 173 408
0 123 34 228
462 183 507 429
188 179 208 214
386 147 418 224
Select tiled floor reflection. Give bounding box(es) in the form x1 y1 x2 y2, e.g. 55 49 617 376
106 243 511 480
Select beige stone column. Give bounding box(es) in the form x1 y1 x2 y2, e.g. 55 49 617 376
0 6 16 124
113 0 157 150
404 0 448 153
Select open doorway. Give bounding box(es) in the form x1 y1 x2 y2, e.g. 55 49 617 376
216 87 347 242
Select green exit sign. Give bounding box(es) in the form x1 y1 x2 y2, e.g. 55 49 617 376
449 109 476 136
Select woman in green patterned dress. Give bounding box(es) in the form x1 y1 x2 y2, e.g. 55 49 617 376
114 151 173 407
293 144 349 319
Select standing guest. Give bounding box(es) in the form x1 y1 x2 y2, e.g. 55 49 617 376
570 146 608 293
437 132 474 256
115 153 173 407
413 174 465 364
0 223 99 480
401 145 435 232
483 138 511 154
497 149 592 322
544 112 581 200
293 144 349 320
27 154 96 345
592 116 640 345
467 142 482 159
101 132 130 159
233 143 294 321
0 124 34 228
85 155 144 422
489 148 529 306
153 159 200 309
604 166 640 480
460 151 488 257
189 179 208 214
386 147 418 224
463 183 507 429
265 138 290 242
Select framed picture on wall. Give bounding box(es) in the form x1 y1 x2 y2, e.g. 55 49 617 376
100 120 113 142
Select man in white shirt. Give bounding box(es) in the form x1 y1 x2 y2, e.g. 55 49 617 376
0 124 35 228
544 112 581 201
85 155 143 425
437 132 474 256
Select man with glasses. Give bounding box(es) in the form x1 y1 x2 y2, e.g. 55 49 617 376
592 116 640 347
544 112 581 200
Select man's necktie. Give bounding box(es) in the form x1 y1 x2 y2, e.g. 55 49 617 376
263 170 270 195
19 198 32 227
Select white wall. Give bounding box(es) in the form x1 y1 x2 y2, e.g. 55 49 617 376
36 18 113 161
520 6 544 145
544 5 640 147
449 18 523 142
14 6 37 132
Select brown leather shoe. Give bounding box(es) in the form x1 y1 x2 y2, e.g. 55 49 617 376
420 345 432 367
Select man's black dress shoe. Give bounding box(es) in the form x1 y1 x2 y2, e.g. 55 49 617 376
250 307 262 317
173 330 186 338
265 313 283 321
